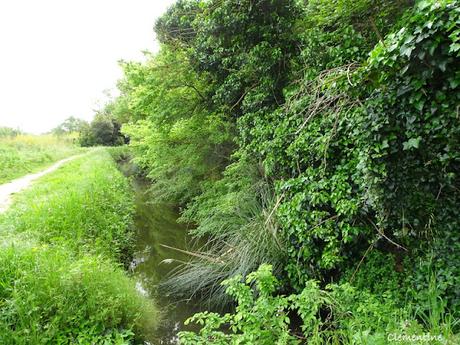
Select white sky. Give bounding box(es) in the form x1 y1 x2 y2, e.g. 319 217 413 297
0 0 175 134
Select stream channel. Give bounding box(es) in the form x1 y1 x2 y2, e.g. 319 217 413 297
120 162 202 344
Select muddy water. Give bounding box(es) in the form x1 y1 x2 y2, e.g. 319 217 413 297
122 165 201 344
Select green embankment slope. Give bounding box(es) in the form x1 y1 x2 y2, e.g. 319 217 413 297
0 149 157 344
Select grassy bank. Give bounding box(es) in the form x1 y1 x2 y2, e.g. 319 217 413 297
0 149 158 344
0 134 83 184
2 149 135 263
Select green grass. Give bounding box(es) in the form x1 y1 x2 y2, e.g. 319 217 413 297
0 134 83 184
0 241 157 345
1 149 135 263
0 149 158 344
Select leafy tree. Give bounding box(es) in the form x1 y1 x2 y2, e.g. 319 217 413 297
78 113 125 147
115 46 234 203
154 0 202 45
92 114 116 145
52 116 87 135
0 127 22 137
78 122 95 147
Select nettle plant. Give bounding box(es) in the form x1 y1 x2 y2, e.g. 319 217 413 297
178 264 297 344
178 264 323 344
178 264 410 345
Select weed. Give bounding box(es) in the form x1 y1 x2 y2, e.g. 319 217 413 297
0 240 157 344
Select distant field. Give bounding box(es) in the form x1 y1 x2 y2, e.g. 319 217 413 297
0 134 83 184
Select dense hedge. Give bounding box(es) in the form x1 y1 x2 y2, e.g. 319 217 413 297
109 0 459 338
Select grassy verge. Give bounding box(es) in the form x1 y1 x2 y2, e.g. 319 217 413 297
0 149 157 344
2 149 134 263
0 134 83 184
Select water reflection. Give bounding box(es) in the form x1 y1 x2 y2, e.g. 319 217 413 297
125 170 201 344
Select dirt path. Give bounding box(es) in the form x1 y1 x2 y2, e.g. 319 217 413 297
0 155 79 213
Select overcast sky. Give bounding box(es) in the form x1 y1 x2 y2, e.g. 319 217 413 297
0 0 175 134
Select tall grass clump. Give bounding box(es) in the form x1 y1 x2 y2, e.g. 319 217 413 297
1 149 134 263
107 145 132 163
163 158 288 307
0 134 82 184
0 239 157 344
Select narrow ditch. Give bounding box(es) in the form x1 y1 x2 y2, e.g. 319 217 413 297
118 160 201 344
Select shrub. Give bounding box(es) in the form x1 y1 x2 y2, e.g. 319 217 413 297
79 113 126 147
274 0 460 289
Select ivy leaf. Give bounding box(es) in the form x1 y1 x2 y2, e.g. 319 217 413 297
448 76 460 89
403 137 422 150
417 0 431 10
400 44 415 58
438 59 448 72
414 98 425 111
449 42 460 54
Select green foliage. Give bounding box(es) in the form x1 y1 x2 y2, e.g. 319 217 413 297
268 0 460 289
109 0 460 338
116 47 234 204
139 0 300 303
0 134 82 184
192 0 299 154
107 145 132 163
163 155 288 305
79 113 126 147
0 127 22 137
155 0 202 45
179 264 459 344
358 0 460 238
52 116 87 135
406 235 460 320
342 250 408 303
178 264 297 344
